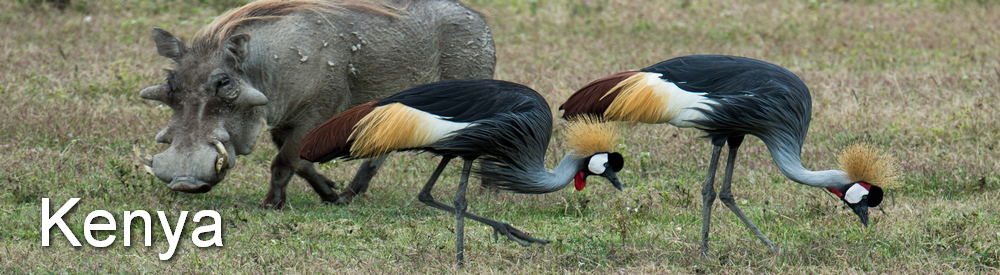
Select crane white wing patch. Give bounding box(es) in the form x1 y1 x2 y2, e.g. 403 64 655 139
420 113 474 145
657 78 713 127
844 183 870 204
588 153 608 174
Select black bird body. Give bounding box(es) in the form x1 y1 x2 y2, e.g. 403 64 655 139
561 55 900 255
642 56 811 144
300 79 626 265
303 79 552 163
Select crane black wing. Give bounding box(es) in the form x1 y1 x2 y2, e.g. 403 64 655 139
375 79 543 123
373 79 553 159
300 79 553 163
641 55 812 142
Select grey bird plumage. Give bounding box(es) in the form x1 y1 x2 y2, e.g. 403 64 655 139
561 54 893 256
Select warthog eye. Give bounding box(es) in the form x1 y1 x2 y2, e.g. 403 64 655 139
215 75 237 100
165 70 177 92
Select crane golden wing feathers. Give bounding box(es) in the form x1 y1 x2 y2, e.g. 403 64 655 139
350 102 473 159
560 71 639 119
563 71 712 126
602 72 674 123
299 101 377 163
837 142 902 189
563 115 621 158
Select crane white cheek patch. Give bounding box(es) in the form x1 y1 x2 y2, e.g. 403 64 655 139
588 153 608 174
844 183 870 204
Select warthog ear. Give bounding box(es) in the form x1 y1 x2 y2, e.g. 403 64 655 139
140 83 169 102
225 34 251 65
152 27 187 62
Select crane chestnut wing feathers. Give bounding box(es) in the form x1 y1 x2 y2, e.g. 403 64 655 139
559 71 640 119
299 101 377 162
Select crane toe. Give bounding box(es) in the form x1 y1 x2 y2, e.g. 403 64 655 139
489 222 550 246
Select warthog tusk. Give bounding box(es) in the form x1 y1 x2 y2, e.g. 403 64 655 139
132 140 155 176
213 140 230 174
141 164 154 176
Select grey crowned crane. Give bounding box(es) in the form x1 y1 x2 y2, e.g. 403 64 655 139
299 79 626 265
559 55 901 255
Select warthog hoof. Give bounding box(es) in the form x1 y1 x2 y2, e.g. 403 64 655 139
261 194 285 209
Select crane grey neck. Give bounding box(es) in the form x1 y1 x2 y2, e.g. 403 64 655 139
536 153 586 192
760 133 852 188
480 151 585 194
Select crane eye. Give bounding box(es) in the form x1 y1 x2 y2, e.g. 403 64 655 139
608 152 624 172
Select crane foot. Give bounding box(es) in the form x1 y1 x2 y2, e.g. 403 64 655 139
768 245 780 255
489 222 550 246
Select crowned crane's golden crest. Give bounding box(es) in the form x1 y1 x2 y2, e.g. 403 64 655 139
837 142 902 189
563 115 622 158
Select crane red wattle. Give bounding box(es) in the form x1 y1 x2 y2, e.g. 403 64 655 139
574 171 586 191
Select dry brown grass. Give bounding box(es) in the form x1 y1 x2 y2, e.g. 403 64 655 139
1 0 998 273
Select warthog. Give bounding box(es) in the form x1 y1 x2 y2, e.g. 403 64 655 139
134 0 495 208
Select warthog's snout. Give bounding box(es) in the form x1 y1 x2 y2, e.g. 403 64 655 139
136 139 235 193
168 176 214 193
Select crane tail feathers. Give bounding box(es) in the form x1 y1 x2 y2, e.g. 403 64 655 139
299 101 377 163
560 71 639 119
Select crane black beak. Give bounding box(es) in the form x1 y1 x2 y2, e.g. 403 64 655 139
600 169 623 191
848 199 870 227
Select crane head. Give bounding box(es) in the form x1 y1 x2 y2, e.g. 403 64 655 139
574 152 625 191
826 182 884 226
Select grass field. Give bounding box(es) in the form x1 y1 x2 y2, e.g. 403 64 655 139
1 0 998 273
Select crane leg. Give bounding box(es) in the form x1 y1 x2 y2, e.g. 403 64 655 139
337 154 389 205
717 136 779 255
417 156 455 212
417 158 549 248
699 141 725 257
453 159 474 267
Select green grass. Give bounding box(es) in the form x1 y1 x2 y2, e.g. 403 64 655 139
2 0 999 273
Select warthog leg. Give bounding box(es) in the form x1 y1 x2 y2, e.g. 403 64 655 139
263 128 341 209
336 154 388 205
